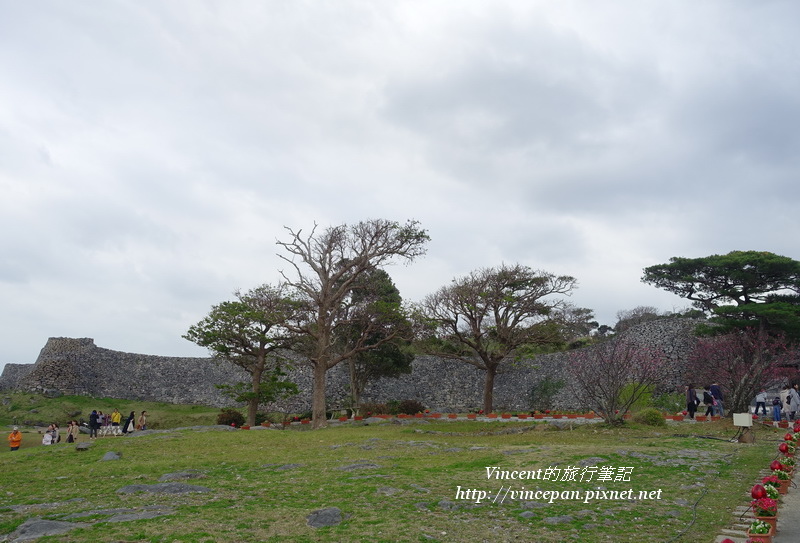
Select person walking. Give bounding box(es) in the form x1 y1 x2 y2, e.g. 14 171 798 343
8 427 22 451
685 384 698 420
755 389 768 416
111 408 122 435
709 383 725 417
122 411 136 434
702 386 715 418
66 421 77 443
790 385 800 421
781 385 792 421
42 424 55 446
137 411 148 431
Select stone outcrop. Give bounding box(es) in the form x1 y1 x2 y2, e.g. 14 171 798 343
0 318 701 411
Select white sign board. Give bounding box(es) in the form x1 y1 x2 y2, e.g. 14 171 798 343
733 413 753 427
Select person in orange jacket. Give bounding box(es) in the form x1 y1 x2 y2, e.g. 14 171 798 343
8 427 22 451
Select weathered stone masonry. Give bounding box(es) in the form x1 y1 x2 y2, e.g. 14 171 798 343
0 318 700 412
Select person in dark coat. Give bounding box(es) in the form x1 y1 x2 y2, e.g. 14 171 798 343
709 383 725 416
702 386 715 417
685 384 698 419
122 411 136 434
89 410 99 439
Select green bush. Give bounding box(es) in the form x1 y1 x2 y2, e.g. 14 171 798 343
529 377 565 411
216 408 245 427
386 400 401 415
396 399 426 415
633 407 666 426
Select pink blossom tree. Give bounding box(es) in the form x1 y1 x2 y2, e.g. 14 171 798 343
567 339 670 425
688 327 798 414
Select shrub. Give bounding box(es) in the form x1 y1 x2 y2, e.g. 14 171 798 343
529 377 565 411
396 399 426 415
216 408 245 428
633 407 666 426
359 402 388 415
386 400 401 415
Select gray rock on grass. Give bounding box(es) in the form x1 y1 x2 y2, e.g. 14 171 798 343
5 517 88 542
158 471 207 481
306 507 344 528
101 451 121 461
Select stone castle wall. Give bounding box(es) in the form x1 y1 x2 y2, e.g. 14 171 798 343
0 318 701 411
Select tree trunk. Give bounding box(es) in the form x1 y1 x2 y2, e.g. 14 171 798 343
348 359 360 414
248 365 264 427
311 360 328 429
483 366 496 414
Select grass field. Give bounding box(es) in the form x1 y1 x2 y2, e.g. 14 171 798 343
0 404 782 542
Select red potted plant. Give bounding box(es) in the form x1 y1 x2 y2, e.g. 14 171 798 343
751 497 778 532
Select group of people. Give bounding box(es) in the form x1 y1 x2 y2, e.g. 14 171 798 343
684 383 725 419
6 408 149 450
87 409 147 438
754 385 800 422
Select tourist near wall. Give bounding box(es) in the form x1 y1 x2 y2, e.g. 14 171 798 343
0 318 700 413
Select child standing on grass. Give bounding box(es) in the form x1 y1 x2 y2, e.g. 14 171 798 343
8 427 22 451
773 396 782 422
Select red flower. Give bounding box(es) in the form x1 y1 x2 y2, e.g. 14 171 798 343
752 497 778 516
762 474 780 487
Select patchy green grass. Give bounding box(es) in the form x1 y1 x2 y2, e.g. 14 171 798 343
0 418 781 542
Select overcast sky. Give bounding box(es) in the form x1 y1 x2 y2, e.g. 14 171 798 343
2 1 799 370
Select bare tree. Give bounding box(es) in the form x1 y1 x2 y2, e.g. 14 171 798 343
417 264 579 413
276 219 429 428
567 339 670 425
614 306 663 333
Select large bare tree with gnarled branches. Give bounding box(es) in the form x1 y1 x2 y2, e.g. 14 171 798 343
276 219 429 428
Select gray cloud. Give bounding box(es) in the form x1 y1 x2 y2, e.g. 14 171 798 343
2 1 800 367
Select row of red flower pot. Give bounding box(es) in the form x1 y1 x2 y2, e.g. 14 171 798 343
236 412 605 426
335 412 600 420
721 424 799 543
